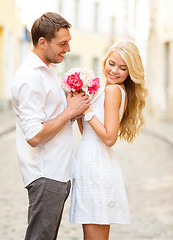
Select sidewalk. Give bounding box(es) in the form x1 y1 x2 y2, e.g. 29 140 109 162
0 108 16 137
145 114 173 146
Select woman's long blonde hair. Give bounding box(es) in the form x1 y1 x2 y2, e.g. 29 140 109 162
102 40 148 143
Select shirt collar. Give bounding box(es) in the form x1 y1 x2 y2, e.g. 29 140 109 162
27 50 56 71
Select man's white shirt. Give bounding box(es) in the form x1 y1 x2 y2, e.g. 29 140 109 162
11 51 75 187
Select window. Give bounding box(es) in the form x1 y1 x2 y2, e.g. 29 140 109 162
110 16 116 37
94 2 99 32
92 57 99 76
58 0 63 15
57 55 81 78
163 42 170 113
74 0 79 28
0 27 3 98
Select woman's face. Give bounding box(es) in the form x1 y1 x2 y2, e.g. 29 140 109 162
104 52 129 86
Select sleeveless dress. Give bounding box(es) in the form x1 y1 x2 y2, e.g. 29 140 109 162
70 85 131 224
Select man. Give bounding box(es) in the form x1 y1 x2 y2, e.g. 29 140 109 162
11 12 90 240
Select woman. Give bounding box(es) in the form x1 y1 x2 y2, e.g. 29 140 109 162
70 40 148 240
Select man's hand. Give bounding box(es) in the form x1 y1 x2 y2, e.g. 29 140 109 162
71 114 83 123
27 91 90 147
67 91 90 118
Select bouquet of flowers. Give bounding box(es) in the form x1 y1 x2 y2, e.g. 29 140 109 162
61 67 100 94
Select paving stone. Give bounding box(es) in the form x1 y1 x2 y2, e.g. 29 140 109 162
0 112 173 239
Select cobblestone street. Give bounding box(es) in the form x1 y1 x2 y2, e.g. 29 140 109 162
0 111 173 240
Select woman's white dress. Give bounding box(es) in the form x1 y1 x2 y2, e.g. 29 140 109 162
70 85 131 224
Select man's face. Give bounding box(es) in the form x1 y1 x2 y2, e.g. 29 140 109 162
43 28 71 65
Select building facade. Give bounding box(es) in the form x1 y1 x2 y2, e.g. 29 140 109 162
1 0 172 120
122 0 173 120
53 0 129 81
0 0 29 110
146 0 173 120
1 0 129 109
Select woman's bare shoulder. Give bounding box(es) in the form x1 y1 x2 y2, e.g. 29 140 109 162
105 84 122 96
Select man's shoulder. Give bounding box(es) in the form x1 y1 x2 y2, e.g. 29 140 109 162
16 57 34 75
13 59 40 85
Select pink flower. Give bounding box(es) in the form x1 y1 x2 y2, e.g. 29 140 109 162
66 73 83 92
88 78 100 94
61 67 100 95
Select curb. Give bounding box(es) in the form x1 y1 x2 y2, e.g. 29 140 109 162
145 115 173 147
0 125 16 137
0 109 16 137
143 129 173 147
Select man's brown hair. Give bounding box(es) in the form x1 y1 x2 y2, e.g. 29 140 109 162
31 12 71 46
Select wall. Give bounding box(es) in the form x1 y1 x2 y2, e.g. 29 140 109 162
0 0 25 109
146 0 173 119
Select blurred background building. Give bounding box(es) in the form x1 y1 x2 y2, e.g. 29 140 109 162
0 0 30 110
146 0 173 120
0 0 172 120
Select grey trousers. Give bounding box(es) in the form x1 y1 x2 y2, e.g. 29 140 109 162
24 177 71 240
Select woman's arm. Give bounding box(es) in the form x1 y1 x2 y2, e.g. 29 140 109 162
84 85 122 147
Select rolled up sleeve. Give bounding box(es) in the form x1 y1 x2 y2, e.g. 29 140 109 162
12 72 45 141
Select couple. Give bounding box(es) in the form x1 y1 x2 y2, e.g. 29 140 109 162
11 12 147 240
